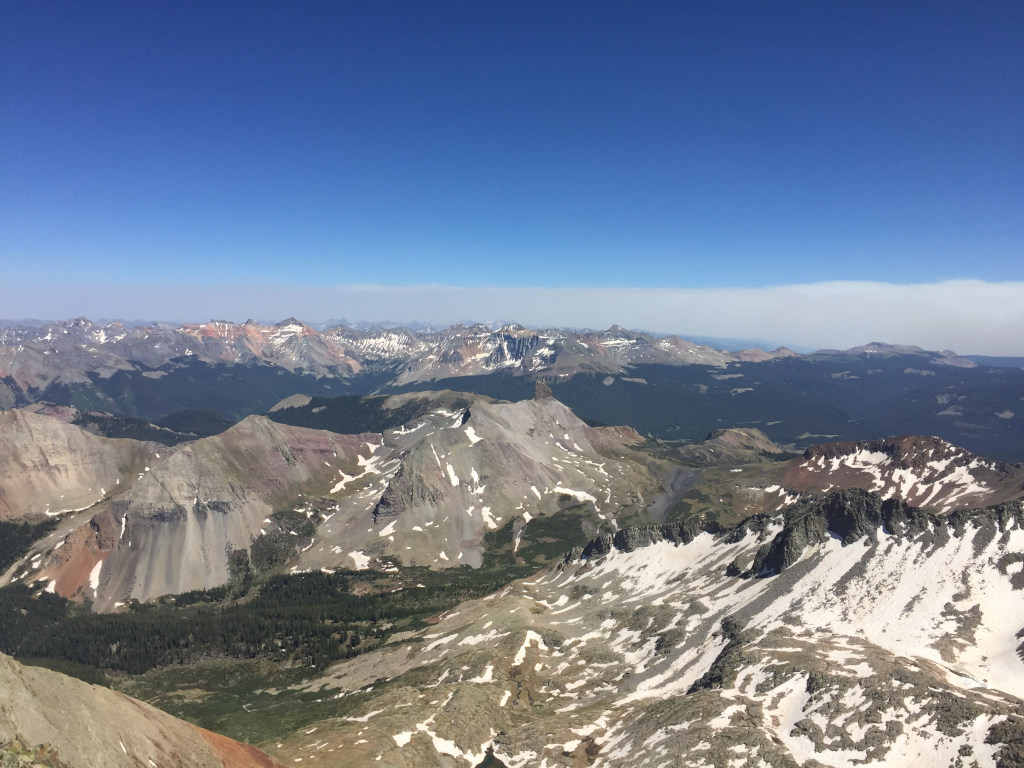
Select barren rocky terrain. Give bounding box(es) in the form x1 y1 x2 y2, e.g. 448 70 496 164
0 652 283 768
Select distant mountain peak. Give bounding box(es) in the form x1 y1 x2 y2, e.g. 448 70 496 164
785 434 1021 513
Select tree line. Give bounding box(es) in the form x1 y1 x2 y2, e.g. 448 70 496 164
0 562 534 680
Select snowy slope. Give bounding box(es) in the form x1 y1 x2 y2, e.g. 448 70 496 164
265 493 1024 767
784 436 1024 513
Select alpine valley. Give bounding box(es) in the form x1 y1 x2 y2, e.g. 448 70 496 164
1 318 1023 768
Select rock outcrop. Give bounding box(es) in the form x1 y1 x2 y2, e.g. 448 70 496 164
749 488 1024 577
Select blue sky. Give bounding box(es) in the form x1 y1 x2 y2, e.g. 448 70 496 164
2 2 1023 351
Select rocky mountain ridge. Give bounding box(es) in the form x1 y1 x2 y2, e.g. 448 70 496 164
780 435 1024 515
1 392 670 610
4 316 974 398
4 384 1023 619
251 488 1024 767
5 317 1021 463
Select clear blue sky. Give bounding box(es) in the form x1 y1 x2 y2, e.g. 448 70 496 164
1 2 1023 351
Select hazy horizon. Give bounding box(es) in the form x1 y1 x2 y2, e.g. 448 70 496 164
3 278 1023 356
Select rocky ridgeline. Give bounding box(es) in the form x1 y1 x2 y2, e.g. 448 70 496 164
746 489 1024 577
568 487 1024 581
798 435 1012 477
0 317 796 396
570 516 712 561
262 485 1024 766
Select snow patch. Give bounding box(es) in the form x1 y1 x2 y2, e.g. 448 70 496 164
88 560 103 593
349 551 371 570
513 630 548 666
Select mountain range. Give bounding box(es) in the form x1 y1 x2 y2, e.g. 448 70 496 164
6 389 1022 614
2 318 1024 767
2 317 1022 462
0 317 799 392
1 390 668 609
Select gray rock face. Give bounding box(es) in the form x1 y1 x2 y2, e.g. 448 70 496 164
3 393 668 609
94 416 381 607
3 415 378 609
0 409 157 521
747 489 1024 577
577 519 708 560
